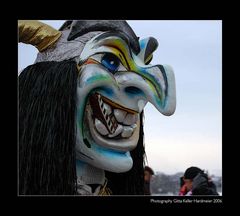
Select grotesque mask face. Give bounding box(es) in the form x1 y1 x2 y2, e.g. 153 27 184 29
19 20 176 175
74 31 176 173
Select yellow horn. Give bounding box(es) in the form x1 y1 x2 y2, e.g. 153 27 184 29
18 20 62 52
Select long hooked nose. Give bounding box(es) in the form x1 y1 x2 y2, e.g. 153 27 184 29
113 36 176 115
115 64 176 116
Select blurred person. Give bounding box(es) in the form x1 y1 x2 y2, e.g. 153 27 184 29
179 176 188 195
179 166 219 196
144 166 154 195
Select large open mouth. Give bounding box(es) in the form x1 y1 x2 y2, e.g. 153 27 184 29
84 92 140 152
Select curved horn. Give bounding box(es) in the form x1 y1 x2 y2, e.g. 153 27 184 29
18 20 62 52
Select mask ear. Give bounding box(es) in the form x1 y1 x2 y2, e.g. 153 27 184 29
138 37 158 64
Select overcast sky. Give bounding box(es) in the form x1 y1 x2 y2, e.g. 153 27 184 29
18 20 222 176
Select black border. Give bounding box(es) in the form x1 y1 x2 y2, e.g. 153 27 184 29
9 4 226 210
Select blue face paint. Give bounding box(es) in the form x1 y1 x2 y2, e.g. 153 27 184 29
124 86 144 96
85 73 110 85
91 142 129 159
96 87 114 97
139 38 147 50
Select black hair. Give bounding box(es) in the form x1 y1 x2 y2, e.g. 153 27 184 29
19 60 78 195
184 166 203 180
180 176 185 187
19 60 146 195
144 166 154 176
105 112 146 195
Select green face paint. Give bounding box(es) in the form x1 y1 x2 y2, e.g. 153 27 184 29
75 32 176 173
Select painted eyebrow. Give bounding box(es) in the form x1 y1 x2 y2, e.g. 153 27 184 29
93 31 134 57
92 30 140 54
93 32 134 69
106 44 131 70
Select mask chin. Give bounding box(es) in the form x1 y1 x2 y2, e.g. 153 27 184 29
75 91 139 173
75 128 134 173
89 149 133 173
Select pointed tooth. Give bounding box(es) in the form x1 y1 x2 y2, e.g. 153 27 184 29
123 113 138 125
98 96 104 108
95 118 109 135
104 103 112 115
110 116 117 131
138 99 147 111
121 126 134 138
98 97 102 105
107 120 112 128
105 115 109 121
131 123 137 129
108 124 123 138
114 109 127 123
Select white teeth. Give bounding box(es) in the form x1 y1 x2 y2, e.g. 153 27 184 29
108 124 123 138
123 113 138 125
94 114 138 138
121 126 134 138
113 109 127 123
138 99 147 111
131 123 137 129
94 95 139 138
95 118 109 136
104 103 112 115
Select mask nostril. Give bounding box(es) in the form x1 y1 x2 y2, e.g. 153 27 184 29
124 86 143 95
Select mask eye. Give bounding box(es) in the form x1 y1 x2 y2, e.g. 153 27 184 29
101 53 120 73
86 53 127 73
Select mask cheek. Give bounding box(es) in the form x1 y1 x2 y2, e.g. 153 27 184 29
76 138 134 173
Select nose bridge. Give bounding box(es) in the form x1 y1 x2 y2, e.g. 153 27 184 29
115 72 152 112
115 63 176 116
78 63 176 116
